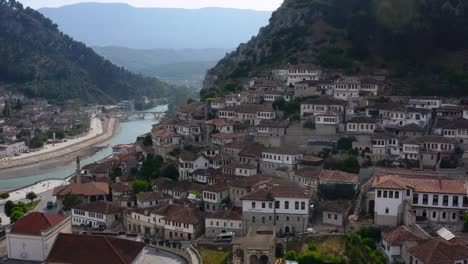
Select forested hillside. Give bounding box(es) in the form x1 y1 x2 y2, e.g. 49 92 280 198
203 0 468 98
0 0 173 104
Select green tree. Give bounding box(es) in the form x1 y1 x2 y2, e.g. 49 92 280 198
62 193 82 210
337 137 355 151
4 200 14 217
160 164 179 181
143 134 153 146
285 250 298 261
26 192 37 203
10 209 24 223
0 192 9 199
132 179 150 195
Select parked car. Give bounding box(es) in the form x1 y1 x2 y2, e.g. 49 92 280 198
46 201 56 209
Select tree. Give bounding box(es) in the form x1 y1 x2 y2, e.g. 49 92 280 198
337 137 355 151
0 192 9 199
132 179 150 195
62 193 81 210
464 213 468 232
26 191 37 203
10 209 24 223
161 164 179 181
4 200 14 217
143 134 153 146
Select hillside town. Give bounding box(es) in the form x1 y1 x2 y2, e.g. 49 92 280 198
1 64 468 264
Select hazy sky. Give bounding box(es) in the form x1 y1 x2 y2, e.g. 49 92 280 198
21 0 284 11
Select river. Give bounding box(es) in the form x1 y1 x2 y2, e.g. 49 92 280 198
0 104 168 191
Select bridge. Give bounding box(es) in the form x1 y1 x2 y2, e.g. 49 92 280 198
103 111 166 120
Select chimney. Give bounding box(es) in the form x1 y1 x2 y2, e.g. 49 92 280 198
76 156 81 184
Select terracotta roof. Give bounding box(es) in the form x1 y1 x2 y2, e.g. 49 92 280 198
206 210 242 221
112 182 132 192
257 119 290 128
47 233 145 264
296 167 321 179
53 182 109 197
178 152 202 162
151 177 174 187
320 200 353 213
239 143 267 158
211 133 244 140
204 183 229 193
372 175 415 190
156 204 205 225
262 147 303 155
440 118 468 130
73 201 122 215
383 226 424 246
347 116 377 124
301 96 347 106
137 191 172 201
241 185 308 200
398 123 425 132
228 175 272 188
408 239 468 264
302 155 323 163
205 119 233 126
373 174 468 194
319 170 358 184
152 129 178 138
11 212 65 236
224 140 252 150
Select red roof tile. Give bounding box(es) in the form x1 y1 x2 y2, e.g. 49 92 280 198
47 233 145 264
11 212 65 236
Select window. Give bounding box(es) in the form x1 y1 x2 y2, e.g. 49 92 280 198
285 201 289 209
377 190 382 198
262 202 266 209
262 217 265 224
334 214 338 220
328 213 331 219
383 191 388 198
295 202 299 210
301 202 305 210
389 191 393 198
275 201 280 209
463 196 468 207
432 211 437 219
423 194 428 205
394 191 399 199
443 195 449 206
252 216 255 223
269 203 273 209
452 212 457 220
433 195 439 206
413 193 419 204
385 208 389 214
252 202 256 208
406 189 411 196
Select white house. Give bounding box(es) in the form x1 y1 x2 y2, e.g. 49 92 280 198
346 117 377 134
381 225 425 262
136 192 172 208
205 210 243 238
241 184 310 235
286 64 322 85
71 201 122 229
300 97 347 118
0 141 28 157
6 212 72 262
202 183 230 212
371 174 468 227
408 98 442 109
260 147 304 175
178 153 209 180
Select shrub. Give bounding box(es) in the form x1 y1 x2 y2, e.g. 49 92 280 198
285 250 298 261
0 192 9 199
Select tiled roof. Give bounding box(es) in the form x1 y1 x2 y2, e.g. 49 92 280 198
372 175 415 190
301 96 348 106
47 233 145 264
408 239 468 264
320 200 353 213
72 201 122 215
205 119 233 126
152 129 178 138
439 118 468 130
157 204 205 225
347 117 377 124
206 210 242 221
241 185 308 200
319 170 358 184
151 177 174 187
11 212 65 236
382 226 424 246
112 182 132 192
211 133 244 140
257 119 290 128
296 167 321 179
53 182 109 197
136 191 172 201
262 147 303 155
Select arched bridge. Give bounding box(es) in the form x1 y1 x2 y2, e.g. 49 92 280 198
104 111 166 120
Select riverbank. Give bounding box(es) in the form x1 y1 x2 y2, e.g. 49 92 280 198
0 117 119 174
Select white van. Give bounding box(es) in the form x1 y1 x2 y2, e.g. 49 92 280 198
214 232 235 242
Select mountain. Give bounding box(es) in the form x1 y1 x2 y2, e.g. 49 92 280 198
39 3 272 49
92 47 230 87
0 0 173 104
202 0 468 98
